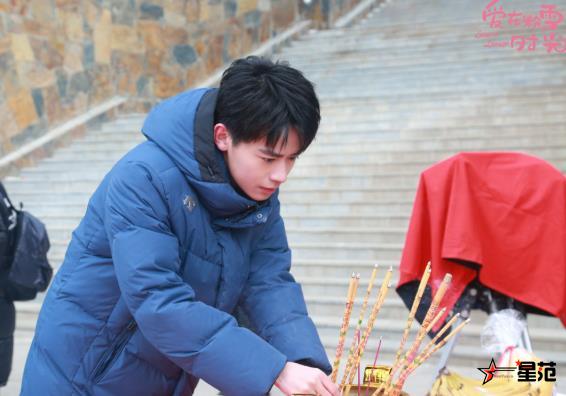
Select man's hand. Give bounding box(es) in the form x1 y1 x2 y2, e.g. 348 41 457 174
274 362 341 396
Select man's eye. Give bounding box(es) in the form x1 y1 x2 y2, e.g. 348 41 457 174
290 156 299 162
262 157 275 163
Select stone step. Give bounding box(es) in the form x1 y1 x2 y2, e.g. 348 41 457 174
309 133 566 153
287 24 565 48
286 227 407 244
26 125 566 158
292 260 396 278
313 82 566 100
284 44 565 67
283 213 411 228
297 274 399 295
45 228 404 255
23 143 566 165
298 60 566 81
46 243 404 266
14 175 414 192
317 85 566 108
281 200 411 214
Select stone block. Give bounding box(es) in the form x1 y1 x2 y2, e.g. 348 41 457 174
11 33 34 62
44 85 64 123
55 0 81 12
63 42 84 72
163 9 187 27
16 62 56 88
163 0 185 15
55 70 68 99
91 65 114 102
225 1 237 18
94 22 111 64
146 49 164 74
83 42 95 69
69 71 92 96
140 3 164 20
173 44 197 66
111 0 136 25
30 1 56 23
111 25 145 54
22 19 52 36
243 9 261 28
63 12 84 42
30 37 64 69
1 68 21 97
237 0 258 17
117 73 136 95
31 88 44 118
162 26 188 46
200 0 224 22
138 20 165 50
272 0 296 30
0 101 20 140
7 89 38 130
112 52 144 76
136 75 151 96
185 61 205 86
185 0 199 23
84 1 100 28
204 34 224 73
0 36 12 55
154 72 181 98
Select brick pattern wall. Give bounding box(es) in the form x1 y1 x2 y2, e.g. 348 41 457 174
0 0 361 158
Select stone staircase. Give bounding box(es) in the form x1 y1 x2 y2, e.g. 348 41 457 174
4 0 566 393
274 0 566 380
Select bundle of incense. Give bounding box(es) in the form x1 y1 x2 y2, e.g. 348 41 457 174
341 268 392 388
331 272 360 382
340 265 379 386
386 273 452 390
392 262 431 370
342 268 393 393
392 319 471 394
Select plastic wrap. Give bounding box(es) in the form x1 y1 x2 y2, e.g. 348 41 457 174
481 309 527 356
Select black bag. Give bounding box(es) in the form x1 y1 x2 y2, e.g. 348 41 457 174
0 182 52 301
0 183 17 268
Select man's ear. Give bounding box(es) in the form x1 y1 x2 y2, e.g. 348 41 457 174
214 123 231 152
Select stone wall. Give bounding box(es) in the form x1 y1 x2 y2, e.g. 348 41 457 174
0 0 362 159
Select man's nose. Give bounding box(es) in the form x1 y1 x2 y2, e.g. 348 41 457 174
270 162 288 184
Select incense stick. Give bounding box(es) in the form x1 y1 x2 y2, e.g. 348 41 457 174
342 268 393 391
394 319 471 393
373 273 452 396
393 274 451 381
331 272 359 382
341 265 379 387
391 262 431 377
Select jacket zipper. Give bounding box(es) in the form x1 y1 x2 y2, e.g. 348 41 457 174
92 320 137 383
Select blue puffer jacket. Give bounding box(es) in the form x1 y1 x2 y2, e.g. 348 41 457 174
21 88 331 396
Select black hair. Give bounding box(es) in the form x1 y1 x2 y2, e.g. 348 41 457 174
214 56 320 154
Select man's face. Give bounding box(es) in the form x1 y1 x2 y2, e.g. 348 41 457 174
214 123 301 201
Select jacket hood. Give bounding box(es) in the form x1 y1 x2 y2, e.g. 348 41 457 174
141 88 271 220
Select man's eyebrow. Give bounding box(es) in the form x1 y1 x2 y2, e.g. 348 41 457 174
258 148 300 157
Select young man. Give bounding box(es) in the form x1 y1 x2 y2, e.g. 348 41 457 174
21 57 339 396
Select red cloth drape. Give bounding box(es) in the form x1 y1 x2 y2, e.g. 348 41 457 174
398 152 566 330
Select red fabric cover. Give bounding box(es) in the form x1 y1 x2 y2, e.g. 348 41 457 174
398 152 566 330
